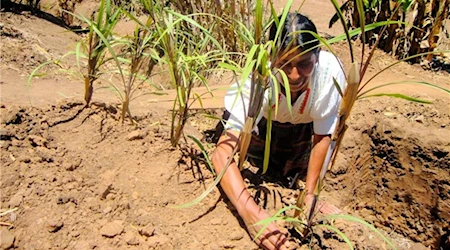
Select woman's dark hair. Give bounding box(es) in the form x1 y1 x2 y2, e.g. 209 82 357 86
269 13 319 53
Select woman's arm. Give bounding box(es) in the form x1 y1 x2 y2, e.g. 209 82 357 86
305 134 331 196
211 130 251 212
304 133 340 214
211 130 288 250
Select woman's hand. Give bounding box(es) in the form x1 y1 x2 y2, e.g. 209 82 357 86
212 131 290 250
238 196 289 250
303 193 341 215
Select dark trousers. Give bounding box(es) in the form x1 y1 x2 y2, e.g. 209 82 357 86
216 111 313 178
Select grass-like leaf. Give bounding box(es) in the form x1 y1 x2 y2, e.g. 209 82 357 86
358 80 450 98
359 93 432 104
324 214 398 250
187 135 215 175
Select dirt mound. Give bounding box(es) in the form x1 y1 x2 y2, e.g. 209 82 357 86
328 97 450 248
1 98 449 249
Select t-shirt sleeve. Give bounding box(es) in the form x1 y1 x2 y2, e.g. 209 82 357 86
223 79 266 132
310 54 346 135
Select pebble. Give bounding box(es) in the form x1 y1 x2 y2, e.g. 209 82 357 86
210 218 223 225
138 224 155 237
70 230 81 238
123 231 140 245
9 193 23 208
64 158 82 171
383 112 397 117
35 146 54 162
414 115 425 123
151 126 159 134
9 212 17 223
126 130 147 141
147 235 172 249
229 231 244 241
56 196 72 205
97 184 113 199
100 221 124 238
103 206 112 214
0 228 15 249
47 218 64 233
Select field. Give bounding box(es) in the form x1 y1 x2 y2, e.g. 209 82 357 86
1 0 449 249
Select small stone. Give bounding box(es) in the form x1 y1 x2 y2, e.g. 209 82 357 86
146 236 159 248
100 221 124 238
103 205 112 214
70 230 81 238
47 218 64 233
64 158 82 171
151 126 159 134
97 184 113 199
9 193 23 208
415 115 425 123
229 231 244 241
9 212 17 223
56 196 71 205
35 146 54 162
139 224 155 237
131 191 139 200
210 218 223 225
157 235 172 250
123 232 140 245
383 112 396 117
0 228 15 249
126 130 147 141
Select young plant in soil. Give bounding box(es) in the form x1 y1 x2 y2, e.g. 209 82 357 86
71 0 122 107
27 0 121 108
110 18 162 124
136 0 228 146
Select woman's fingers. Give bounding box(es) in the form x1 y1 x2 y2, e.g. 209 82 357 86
318 201 341 215
255 224 288 250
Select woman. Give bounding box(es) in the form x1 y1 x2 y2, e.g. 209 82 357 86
212 13 345 250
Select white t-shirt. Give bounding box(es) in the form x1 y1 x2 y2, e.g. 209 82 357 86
224 50 346 135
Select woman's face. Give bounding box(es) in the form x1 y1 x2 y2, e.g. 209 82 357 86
275 49 318 93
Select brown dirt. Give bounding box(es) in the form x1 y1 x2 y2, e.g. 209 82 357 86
1 1 450 250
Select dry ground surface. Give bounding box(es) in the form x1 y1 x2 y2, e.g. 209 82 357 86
1 0 450 249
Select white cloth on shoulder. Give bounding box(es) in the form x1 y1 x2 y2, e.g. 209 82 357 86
224 50 346 135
